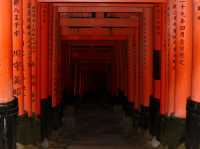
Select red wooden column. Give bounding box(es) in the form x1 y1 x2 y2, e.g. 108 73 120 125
152 5 162 110
23 0 32 116
174 0 192 118
160 4 167 114
12 0 24 116
40 3 49 101
31 0 38 114
127 34 136 103
142 8 153 107
0 1 18 148
48 4 53 99
36 3 41 115
52 6 59 108
167 0 177 116
139 14 144 110
191 0 200 103
135 26 140 110
0 0 13 104
186 0 200 147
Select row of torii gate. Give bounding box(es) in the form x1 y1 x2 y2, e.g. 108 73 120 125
0 0 200 148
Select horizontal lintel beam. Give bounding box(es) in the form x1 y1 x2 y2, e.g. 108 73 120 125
58 6 143 12
60 18 138 27
61 35 128 40
39 0 166 3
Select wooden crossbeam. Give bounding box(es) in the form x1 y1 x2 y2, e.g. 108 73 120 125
53 3 154 7
60 18 138 27
58 6 143 12
61 35 128 40
39 0 166 3
61 27 136 36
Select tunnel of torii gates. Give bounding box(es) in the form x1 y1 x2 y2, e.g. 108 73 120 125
1 0 200 148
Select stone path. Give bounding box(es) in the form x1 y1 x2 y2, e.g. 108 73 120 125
17 98 156 149
46 101 153 149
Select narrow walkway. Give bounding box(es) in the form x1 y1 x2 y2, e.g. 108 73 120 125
47 96 153 149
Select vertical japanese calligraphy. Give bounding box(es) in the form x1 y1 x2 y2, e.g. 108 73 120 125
23 0 32 116
12 0 24 115
167 0 177 116
40 3 49 100
175 0 192 118
143 8 153 107
31 0 37 114
36 3 41 115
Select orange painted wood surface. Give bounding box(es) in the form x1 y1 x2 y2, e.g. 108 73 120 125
191 0 200 103
31 0 38 114
39 0 167 3
12 0 24 115
160 3 167 114
60 18 138 27
0 1 13 103
52 7 59 107
23 0 32 116
48 4 53 97
174 0 192 118
36 3 41 115
167 0 176 115
142 8 153 107
153 4 162 100
40 3 49 100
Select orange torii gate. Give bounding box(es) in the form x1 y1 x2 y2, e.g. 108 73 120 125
3 0 200 148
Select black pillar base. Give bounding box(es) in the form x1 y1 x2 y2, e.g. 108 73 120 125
41 99 50 141
17 115 41 145
149 96 160 139
52 104 62 130
0 98 18 149
139 106 149 130
160 116 185 149
186 98 200 149
123 101 134 117
132 109 140 128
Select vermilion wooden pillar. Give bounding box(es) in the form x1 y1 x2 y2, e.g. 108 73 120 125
143 8 153 107
191 0 200 103
52 6 59 108
31 0 38 114
152 5 162 112
0 1 18 148
160 4 167 115
36 3 41 115
23 0 32 116
186 0 200 147
48 4 53 99
40 3 50 142
12 0 24 116
175 0 192 118
40 3 49 101
167 0 177 116
135 28 140 110
128 35 135 103
139 14 144 111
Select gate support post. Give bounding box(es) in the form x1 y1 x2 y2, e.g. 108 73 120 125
0 1 18 148
186 0 200 148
